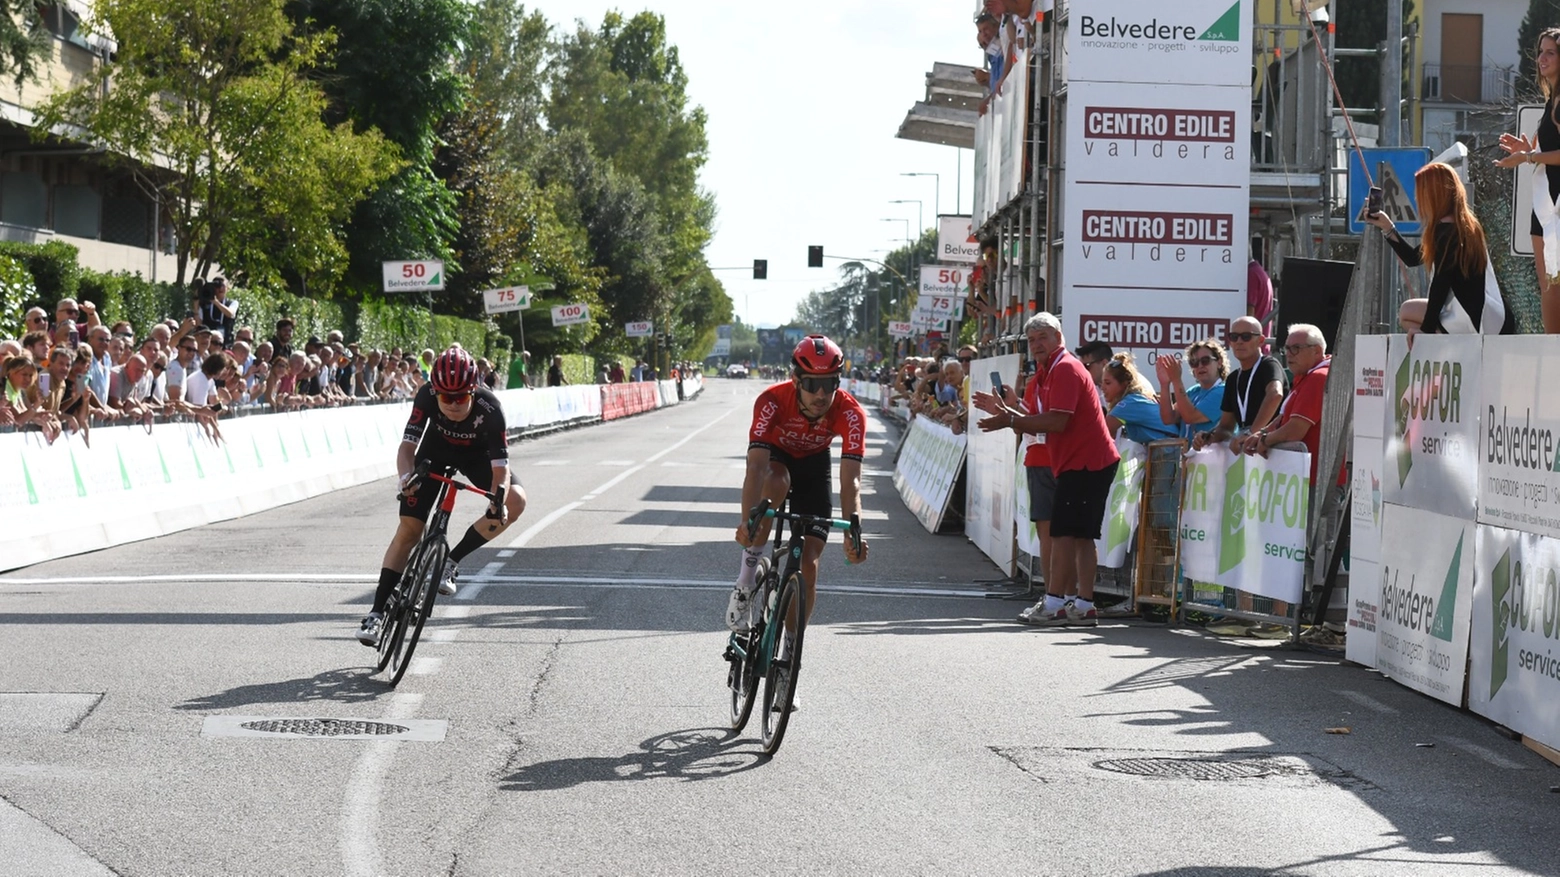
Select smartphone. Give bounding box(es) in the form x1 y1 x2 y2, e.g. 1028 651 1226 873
990 370 1003 395
1366 186 1383 215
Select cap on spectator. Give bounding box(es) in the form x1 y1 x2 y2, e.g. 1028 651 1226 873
306 336 322 347
277 317 295 328
213 276 228 286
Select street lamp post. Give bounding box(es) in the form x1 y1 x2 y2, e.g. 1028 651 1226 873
888 199 923 236
901 172 940 218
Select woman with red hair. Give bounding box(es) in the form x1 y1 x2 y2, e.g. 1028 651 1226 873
1367 161 1516 336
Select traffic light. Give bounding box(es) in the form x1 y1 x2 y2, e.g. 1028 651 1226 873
808 245 824 268
753 259 768 280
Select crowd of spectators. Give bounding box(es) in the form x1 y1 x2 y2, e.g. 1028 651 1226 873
1 282 448 446
972 1 1043 103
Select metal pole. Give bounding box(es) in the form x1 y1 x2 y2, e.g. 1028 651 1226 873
1382 0 1402 147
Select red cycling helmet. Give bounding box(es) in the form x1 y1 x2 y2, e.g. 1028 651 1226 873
431 346 477 394
791 334 843 375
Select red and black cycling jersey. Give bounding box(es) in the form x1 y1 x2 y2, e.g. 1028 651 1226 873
402 384 509 464
749 381 867 461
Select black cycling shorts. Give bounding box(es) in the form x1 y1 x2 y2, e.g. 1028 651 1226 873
398 455 495 523
770 448 833 540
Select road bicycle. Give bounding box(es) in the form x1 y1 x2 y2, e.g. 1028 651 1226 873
724 498 862 755
376 464 502 687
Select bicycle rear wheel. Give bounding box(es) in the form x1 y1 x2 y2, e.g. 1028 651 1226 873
387 540 445 687
375 543 425 673
760 571 807 755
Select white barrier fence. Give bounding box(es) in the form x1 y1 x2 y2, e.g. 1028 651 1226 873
1 376 704 572
1352 334 1560 753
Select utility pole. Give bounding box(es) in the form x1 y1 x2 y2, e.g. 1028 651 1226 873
1381 0 1402 147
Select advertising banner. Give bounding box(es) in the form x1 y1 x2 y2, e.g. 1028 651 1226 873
1470 525 1560 752
1066 0 1251 87
916 293 965 320
1014 446 1042 557
966 353 1023 569
1376 503 1475 705
1097 438 1148 568
625 321 653 338
1382 334 1481 521
937 215 980 263
919 265 968 299
888 321 914 338
1353 334 1389 439
1478 336 1560 539
1214 447 1311 602
893 417 968 533
1346 558 1380 668
1179 446 1226 582
1067 81 1250 186
550 303 590 327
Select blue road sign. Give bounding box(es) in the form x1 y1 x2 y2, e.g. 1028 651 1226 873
1348 147 1432 235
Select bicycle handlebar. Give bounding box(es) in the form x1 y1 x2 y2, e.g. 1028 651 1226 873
745 500 865 561
398 462 505 512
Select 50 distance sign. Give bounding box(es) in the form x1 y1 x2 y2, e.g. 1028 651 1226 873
383 260 445 292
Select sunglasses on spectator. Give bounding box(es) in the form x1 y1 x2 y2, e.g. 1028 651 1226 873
437 391 472 405
797 375 840 395
957 356 973 364
60 308 78 316
1284 342 1319 355
1227 331 1261 342
27 315 47 324
180 345 198 352
1187 355 1216 367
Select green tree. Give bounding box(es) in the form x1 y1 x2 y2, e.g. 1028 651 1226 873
288 0 471 297
0 0 49 87
33 0 389 287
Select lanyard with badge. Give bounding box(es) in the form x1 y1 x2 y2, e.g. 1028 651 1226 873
1236 359 1265 428
1028 347 1066 445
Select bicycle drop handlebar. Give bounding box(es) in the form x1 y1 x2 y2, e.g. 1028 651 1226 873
745 499 864 560
397 462 506 515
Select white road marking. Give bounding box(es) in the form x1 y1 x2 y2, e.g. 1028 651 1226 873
497 501 583 552
1337 689 1398 714
0 573 376 586
581 466 646 501
440 605 473 620
1437 735 1529 770
340 691 423 877
598 460 636 466
408 656 444 676
426 630 458 644
456 561 510 602
496 550 516 558
531 460 570 466
460 571 995 599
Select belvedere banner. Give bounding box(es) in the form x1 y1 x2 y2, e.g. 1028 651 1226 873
1376 503 1475 706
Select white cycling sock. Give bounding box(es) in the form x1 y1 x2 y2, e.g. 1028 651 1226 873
1043 594 1068 612
736 545 764 589
1073 597 1094 612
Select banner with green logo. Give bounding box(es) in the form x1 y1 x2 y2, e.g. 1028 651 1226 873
1469 525 1560 752
1211 446 1311 602
1179 447 1226 581
1382 334 1481 521
1477 337 1560 539
1376 503 1474 706
1096 438 1147 568
893 416 968 533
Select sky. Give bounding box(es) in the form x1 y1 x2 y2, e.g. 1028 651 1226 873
525 0 980 329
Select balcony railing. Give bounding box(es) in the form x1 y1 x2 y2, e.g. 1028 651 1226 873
1422 63 1516 105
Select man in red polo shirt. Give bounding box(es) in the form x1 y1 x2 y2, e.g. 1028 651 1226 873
974 312 1120 626
1236 322 1329 480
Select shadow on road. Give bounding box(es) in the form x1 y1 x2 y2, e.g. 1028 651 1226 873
500 727 765 791
174 667 382 710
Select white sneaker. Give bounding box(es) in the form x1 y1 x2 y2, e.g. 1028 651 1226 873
1016 600 1046 623
438 559 459 596
725 584 757 632
356 613 382 646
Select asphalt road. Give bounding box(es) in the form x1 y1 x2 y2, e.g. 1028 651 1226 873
3 379 1557 876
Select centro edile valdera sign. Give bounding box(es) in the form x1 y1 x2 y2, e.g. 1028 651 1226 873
1062 1 1250 384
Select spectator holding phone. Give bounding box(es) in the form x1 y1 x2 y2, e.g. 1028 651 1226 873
1369 161 1516 336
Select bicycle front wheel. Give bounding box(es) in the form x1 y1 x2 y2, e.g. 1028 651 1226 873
727 558 770 732
760 571 807 755
376 543 425 673
387 540 445 687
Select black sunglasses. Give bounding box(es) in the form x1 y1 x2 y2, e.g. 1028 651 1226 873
1227 331 1261 342
957 356 973 364
796 375 840 395
1188 355 1216 367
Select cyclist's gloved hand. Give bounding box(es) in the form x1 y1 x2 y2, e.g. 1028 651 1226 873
486 500 508 525
398 471 418 495
844 536 869 565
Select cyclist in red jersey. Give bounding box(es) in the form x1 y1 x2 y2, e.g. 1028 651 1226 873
726 335 871 642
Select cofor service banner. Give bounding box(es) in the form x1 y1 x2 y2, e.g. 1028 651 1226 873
1478 336 1560 539
892 417 968 533
1096 438 1148 568
1375 503 1475 706
1382 333 1481 521
1178 445 1310 602
1470 525 1560 753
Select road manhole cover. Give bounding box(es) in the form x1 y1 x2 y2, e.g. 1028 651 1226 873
241 718 409 737
1093 756 1277 781
201 715 448 741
